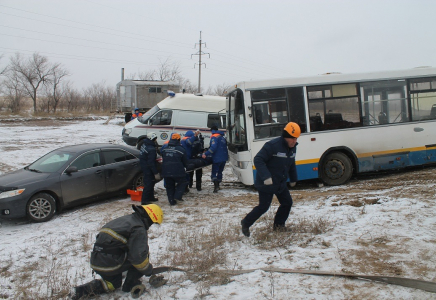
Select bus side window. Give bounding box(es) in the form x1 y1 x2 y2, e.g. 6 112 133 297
310 114 323 131
430 104 436 118
378 112 388 124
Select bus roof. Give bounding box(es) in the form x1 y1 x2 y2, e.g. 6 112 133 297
238 67 436 90
157 93 226 112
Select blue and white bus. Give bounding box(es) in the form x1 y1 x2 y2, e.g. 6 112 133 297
226 67 436 186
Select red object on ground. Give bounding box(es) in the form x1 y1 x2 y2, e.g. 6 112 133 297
127 186 143 201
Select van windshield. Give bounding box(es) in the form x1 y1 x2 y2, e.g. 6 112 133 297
138 106 160 124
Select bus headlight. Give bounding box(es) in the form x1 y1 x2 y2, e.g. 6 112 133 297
0 188 25 199
237 161 249 169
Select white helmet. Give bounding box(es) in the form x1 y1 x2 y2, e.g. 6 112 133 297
148 132 158 141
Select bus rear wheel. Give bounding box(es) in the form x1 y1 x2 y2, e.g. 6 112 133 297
320 152 353 186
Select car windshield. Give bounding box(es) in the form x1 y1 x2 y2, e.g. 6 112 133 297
26 150 73 173
138 105 160 124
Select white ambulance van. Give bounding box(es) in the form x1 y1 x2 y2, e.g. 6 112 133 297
122 93 226 147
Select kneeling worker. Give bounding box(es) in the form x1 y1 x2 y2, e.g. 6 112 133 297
71 204 164 299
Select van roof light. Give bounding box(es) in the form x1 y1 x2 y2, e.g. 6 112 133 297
167 90 176 97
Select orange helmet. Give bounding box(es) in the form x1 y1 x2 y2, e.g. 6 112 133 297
171 133 181 140
284 122 301 138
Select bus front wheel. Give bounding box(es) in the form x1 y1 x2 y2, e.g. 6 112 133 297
320 152 353 186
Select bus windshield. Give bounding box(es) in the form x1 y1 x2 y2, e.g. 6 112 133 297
138 105 160 124
227 89 247 152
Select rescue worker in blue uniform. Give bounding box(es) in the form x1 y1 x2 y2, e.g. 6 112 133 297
71 204 163 299
181 130 199 193
161 133 188 205
189 130 205 191
202 125 228 193
139 133 160 205
241 122 300 237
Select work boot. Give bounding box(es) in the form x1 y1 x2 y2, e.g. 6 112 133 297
169 200 177 206
273 224 292 232
122 278 142 293
71 279 107 300
151 197 158 202
241 220 250 237
213 180 219 193
175 198 184 203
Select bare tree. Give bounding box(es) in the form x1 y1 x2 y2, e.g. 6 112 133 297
135 58 182 82
8 52 56 112
3 73 25 113
0 54 7 76
63 83 81 112
44 65 69 112
213 83 232 96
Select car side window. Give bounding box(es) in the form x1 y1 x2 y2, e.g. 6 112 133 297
103 150 133 164
71 151 101 171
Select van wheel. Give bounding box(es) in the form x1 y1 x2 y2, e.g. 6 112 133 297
320 152 353 186
26 193 56 222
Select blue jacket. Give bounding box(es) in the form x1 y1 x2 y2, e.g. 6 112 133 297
139 138 158 175
181 131 197 159
254 136 298 193
161 139 188 178
204 130 228 163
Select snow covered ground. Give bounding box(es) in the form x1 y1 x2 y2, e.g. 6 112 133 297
0 116 435 300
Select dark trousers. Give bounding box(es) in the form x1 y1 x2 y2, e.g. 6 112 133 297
141 170 156 205
165 176 188 202
211 161 225 182
189 168 202 188
242 187 293 227
94 259 152 289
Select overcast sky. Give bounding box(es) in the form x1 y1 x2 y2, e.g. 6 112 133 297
1 0 436 91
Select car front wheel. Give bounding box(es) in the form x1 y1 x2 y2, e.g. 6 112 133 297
132 173 144 190
26 193 56 222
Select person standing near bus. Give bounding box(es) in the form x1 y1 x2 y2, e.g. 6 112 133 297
161 133 188 205
139 133 160 205
189 130 205 191
181 130 199 193
202 125 228 193
240 122 300 237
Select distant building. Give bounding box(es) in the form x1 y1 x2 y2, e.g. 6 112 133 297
113 80 180 122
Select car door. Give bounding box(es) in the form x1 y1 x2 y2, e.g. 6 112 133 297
101 149 139 193
60 150 106 206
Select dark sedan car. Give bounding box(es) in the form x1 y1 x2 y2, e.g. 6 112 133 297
0 143 144 223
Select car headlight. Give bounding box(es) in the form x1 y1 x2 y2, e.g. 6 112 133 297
0 188 25 199
125 128 132 135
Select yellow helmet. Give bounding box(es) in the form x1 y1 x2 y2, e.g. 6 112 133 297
142 204 163 224
284 122 301 138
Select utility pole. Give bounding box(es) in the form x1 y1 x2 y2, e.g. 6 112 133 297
191 31 210 93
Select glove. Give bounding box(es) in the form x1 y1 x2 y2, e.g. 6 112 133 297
149 275 168 288
264 178 273 185
154 173 161 181
287 182 296 188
